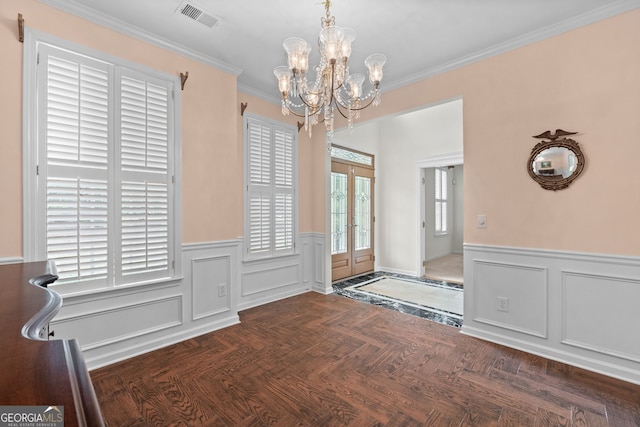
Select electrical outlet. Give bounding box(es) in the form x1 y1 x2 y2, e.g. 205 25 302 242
497 296 509 312
218 283 226 297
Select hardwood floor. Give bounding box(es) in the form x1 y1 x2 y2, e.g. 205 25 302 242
91 292 640 426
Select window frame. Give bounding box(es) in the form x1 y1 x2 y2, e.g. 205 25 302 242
434 167 448 236
23 28 182 295
243 113 298 260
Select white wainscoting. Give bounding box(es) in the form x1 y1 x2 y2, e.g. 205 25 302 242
50 240 241 370
462 244 640 385
238 232 325 310
8 234 326 369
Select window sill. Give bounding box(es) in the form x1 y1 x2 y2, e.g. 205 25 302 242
54 275 184 301
242 252 300 265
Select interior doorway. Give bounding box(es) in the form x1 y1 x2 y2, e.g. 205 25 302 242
418 154 464 283
330 146 375 282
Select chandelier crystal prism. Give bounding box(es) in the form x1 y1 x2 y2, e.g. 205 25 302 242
274 0 386 138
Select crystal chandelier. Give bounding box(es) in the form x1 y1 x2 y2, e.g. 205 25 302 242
273 0 386 139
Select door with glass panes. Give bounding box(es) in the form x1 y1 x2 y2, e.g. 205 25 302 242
331 147 375 282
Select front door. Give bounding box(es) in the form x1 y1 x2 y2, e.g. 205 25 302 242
331 158 374 282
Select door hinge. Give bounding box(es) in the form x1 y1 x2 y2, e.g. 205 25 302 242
36 165 39 175
422 221 425 228
422 177 425 185
172 260 175 269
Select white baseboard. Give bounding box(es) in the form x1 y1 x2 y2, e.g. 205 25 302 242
86 314 239 370
460 325 640 386
463 243 640 385
377 266 420 277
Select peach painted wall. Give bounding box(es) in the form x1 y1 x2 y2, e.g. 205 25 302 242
0 0 241 257
338 9 640 257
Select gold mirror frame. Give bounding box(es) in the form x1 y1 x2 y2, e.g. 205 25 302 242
527 134 585 191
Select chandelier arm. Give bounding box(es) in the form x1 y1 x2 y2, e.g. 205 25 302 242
347 92 378 111
332 101 350 119
283 101 323 118
298 91 326 111
333 89 379 112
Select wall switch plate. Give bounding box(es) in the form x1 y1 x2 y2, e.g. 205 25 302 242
497 296 509 312
218 283 226 297
477 214 487 229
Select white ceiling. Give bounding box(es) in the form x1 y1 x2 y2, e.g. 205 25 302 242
41 0 639 102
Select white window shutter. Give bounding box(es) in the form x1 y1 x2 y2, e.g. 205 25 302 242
42 49 111 285
119 71 171 280
34 41 177 291
245 116 296 257
273 126 294 253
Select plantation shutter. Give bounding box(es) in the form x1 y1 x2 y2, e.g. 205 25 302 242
247 118 272 254
36 42 176 289
273 126 294 252
118 71 171 281
41 47 111 285
245 116 296 257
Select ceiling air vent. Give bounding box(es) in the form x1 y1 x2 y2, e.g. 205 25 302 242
176 1 218 28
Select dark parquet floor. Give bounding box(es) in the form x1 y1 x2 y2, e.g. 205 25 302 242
91 292 640 426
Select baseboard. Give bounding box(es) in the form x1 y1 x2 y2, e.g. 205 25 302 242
0 257 24 265
460 325 640 386
376 266 419 277
86 314 240 370
463 243 640 385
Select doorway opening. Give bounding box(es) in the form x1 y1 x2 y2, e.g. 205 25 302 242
420 159 464 284
330 145 375 282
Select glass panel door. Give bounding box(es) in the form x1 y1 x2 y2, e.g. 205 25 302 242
331 172 348 255
331 154 374 281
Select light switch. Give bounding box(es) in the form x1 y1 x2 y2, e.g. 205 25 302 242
476 214 487 229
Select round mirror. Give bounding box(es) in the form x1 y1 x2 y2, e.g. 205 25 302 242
527 136 585 191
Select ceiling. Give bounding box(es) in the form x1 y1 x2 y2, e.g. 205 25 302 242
41 0 638 102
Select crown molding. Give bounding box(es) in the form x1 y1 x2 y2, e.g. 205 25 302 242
38 0 242 76
384 0 640 93
237 83 281 105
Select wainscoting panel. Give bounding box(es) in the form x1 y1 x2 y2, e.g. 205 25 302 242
51 295 183 350
48 240 241 369
242 262 300 297
473 260 547 338
192 255 231 320
562 271 640 363
239 233 326 309
462 244 640 385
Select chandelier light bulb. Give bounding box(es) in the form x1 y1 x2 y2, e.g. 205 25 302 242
365 53 386 85
319 26 345 63
346 73 364 98
273 66 291 95
283 37 311 74
340 28 356 61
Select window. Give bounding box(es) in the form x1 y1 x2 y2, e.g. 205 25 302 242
244 115 297 258
435 168 448 236
24 31 180 293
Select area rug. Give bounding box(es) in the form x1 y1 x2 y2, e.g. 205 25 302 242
334 273 463 327
358 277 463 315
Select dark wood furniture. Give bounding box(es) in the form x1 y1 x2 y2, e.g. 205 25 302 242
0 261 104 426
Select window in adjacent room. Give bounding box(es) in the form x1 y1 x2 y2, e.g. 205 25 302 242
23 30 181 294
243 114 297 259
435 167 448 236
